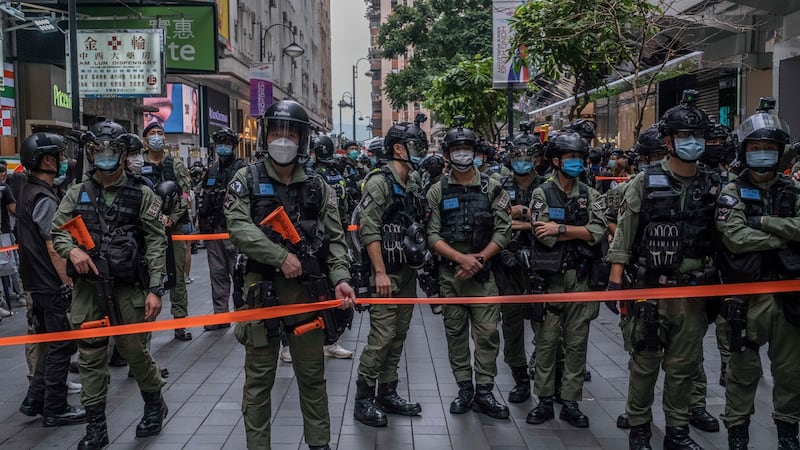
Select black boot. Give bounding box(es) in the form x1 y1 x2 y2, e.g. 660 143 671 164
77 404 109 450
617 412 631 429
689 407 719 432
559 400 589 428
629 423 653 450
719 362 727 387
663 425 703 450
449 381 474 414
508 366 531 403
376 381 421 416
135 391 167 437
19 395 43 417
354 378 387 427
472 384 509 419
308 446 331 450
584 369 592 382
42 404 87 427
526 396 554 424
777 420 800 450
727 422 749 450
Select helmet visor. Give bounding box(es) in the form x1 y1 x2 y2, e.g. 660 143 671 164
86 139 126 156
405 140 427 157
264 118 308 154
737 113 791 143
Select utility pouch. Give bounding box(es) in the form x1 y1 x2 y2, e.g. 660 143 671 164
723 296 750 352
104 232 141 284
632 299 661 352
471 212 494 252
532 243 566 275
472 259 492 283
721 249 762 282
246 281 282 337
589 259 611 291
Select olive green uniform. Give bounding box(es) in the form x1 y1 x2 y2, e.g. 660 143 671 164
51 172 167 407
224 160 351 449
356 164 419 385
716 174 800 428
426 170 511 385
607 158 714 427
529 177 606 401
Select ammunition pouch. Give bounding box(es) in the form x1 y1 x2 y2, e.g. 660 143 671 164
632 300 661 352
246 281 282 338
532 243 566 275
640 222 682 272
104 231 145 285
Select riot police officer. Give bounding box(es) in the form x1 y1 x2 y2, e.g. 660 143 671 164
426 125 512 420
526 132 607 428
353 121 428 427
495 125 544 404
717 102 800 450
198 127 244 329
17 133 86 428
607 90 720 450
224 100 356 450
141 123 193 341
52 120 168 449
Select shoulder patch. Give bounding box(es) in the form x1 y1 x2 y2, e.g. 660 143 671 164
228 179 248 197
532 199 545 211
717 193 739 208
716 207 732 222
497 190 511 210
145 196 162 219
618 199 628 216
223 192 237 210
328 186 338 207
360 193 373 209
592 196 606 211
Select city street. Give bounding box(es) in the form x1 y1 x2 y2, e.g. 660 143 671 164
0 249 781 450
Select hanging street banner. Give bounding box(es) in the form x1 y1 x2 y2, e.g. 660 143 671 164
492 0 531 89
249 64 273 116
77 4 218 74
68 29 165 98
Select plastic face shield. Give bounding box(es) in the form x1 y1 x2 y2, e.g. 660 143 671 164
737 113 791 143
86 139 126 157
509 145 537 163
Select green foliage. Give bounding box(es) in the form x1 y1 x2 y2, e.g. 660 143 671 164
422 56 508 141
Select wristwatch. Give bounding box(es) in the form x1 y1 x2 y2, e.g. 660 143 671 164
557 224 567 235
148 287 165 297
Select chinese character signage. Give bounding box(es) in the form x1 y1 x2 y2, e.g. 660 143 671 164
250 64 273 117
143 83 198 134
78 4 218 73
492 0 530 89
71 29 165 98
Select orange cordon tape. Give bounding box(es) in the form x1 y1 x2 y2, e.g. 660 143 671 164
0 244 18 252
594 176 630 182
171 233 230 241
0 280 798 347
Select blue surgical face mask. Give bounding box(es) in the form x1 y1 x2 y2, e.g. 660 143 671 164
369 156 378 166
673 136 705 162
58 159 68 177
473 157 483 168
216 144 233 156
607 159 616 169
409 155 422 167
94 154 121 171
511 160 533 175
561 158 584 178
348 150 359 161
148 135 165 152
53 175 66 186
745 150 779 171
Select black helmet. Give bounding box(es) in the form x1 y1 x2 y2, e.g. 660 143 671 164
420 153 445 179
260 100 311 164
312 135 336 163
634 126 667 157
118 133 144 154
211 127 240 145
155 180 180 215
87 119 128 172
736 110 791 172
701 121 733 167
90 119 127 141
658 90 710 136
551 132 588 157
190 161 205 177
20 132 66 171
384 122 428 161
442 127 478 152
563 119 596 142
368 137 384 159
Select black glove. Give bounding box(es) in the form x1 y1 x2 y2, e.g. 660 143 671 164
746 216 763 230
500 249 518 269
604 281 622 315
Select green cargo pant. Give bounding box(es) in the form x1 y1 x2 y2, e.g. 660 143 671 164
69 281 165 407
236 274 330 448
169 226 188 319
440 266 500 385
357 268 416 384
624 298 705 427
501 266 529 369
715 314 731 365
533 270 598 401
722 294 800 428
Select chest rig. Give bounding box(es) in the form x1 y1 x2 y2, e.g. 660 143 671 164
373 167 423 272
140 155 176 186
636 164 719 273
532 181 594 274
502 174 540 248
317 164 349 223
244 162 330 275
439 173 498 252
199 159 242 232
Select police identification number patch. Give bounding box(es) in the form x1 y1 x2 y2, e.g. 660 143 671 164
223 192 237 210
549 207 566 221
145 196 162 219
443 198 459 210
328 187 338 207
206 178 217 187
497 191 511 210
229 180 248 197
739 188 761 201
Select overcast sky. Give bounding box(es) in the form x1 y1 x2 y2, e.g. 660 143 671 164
330 0 372 135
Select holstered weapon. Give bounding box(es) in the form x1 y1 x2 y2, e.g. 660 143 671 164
633 299 660 352
724 296 749 353
526 272 548 323
246 280 282 338
350 247 372 311
417 253 440 298
232 252 246 309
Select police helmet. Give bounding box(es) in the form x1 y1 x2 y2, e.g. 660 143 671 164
551 132 588 158
736 110 791 171
700 121 734 167
442 127 478 152
118 133 144 154
87 119 128 172
155 180 180 215
383 122 428 161
658 90 711 136
634 126 667 157
368 137 385 159
20 132 66 171
312 135 336 163
260 100 311 162
420 153 445 179
563 119 596 142
212 127 240 146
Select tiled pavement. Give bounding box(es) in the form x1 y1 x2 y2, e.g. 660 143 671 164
0 250 782 449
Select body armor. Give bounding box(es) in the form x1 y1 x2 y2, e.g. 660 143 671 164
316 164 349 226
532 182 595 275
198 158 243 232
439 174 497 252
140 155 176 186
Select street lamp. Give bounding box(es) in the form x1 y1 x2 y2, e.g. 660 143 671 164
352 57 373 142
338 92 353 143
260 23 305 61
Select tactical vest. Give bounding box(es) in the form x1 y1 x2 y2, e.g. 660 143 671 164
244 162 330 274
16 177 62 292
199 158 243 232
636 164 720 273
370 167 417 273
140 155 176 186
501 173 539 247
316 164 349 224
484 161 503 178
439 173 498 252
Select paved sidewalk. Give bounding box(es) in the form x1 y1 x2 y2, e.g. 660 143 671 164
0 250 781 449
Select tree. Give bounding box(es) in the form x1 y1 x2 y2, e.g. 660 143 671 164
422 56 508 142
378 0 493 109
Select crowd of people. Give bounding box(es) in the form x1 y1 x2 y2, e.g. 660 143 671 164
7 90 800 450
